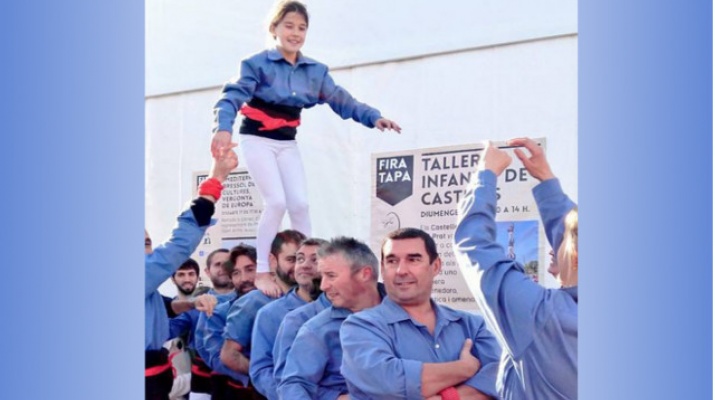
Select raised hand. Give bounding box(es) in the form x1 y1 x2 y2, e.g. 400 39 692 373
507 137 555 182
479 142 512 176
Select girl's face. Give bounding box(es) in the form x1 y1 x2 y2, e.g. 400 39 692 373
271 11 308 59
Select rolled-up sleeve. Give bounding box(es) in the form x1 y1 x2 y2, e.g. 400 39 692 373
224 293 268 347
462 317 502 398
202 308 227 371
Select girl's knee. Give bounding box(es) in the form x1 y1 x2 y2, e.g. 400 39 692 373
264 199 287 216
287 200 309 216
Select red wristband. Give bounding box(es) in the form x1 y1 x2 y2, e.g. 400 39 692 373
439 387 460 400
198 178 224 201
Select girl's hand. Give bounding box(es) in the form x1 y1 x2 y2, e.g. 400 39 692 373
211 130 233 157
375 118 402 133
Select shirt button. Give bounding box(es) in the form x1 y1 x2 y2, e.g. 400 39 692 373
292 91 296 96
435 344 440 349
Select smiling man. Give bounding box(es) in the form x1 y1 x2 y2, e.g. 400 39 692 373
278 237 384 400
340 228 501 400
249 238 327 400
217 230 305 398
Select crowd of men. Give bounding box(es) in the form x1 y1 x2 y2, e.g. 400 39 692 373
152 228 502 400
145 138 578 400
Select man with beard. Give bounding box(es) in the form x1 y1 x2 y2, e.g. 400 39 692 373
195 244 258 400
249 238 327 400
340 228 501 400
161 258 201 318
215 230 305 399
173 258 201 297
278 237 385 400
145 144 236 400
168 248 238 399
203 248 234 299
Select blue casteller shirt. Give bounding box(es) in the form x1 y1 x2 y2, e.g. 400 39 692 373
145 207 211 351
278 306 353 400
213 48 382 134
222 289 276 386
200 293 244 381
273 293 331 387
278 284 385 400
184 290 237 356
249 288 308 400
340 297 501 400
454 170 578 400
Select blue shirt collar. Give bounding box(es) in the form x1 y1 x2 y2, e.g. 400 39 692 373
329 305 354 319
328 283 387 319
317 292 332 308
380 296 462 325
267 47 316 65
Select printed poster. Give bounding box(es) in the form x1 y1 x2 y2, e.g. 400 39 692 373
370 139 551 312
191 169 264 284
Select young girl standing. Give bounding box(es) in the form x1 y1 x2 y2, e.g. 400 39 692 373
211 1 401 295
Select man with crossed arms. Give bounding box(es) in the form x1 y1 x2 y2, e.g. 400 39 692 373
340 228 501 400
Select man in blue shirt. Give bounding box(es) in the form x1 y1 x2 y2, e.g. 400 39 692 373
250 238 327 400
340 228 501 400
145 144 237 400
197 244 257 400
202 248 233 296
453 138 577 400
272 291 331 388
218 230 305 399
278 237 384 400
173 246 256 400
162 258 201 319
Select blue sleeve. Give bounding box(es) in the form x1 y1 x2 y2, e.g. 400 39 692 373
193 312 211 363
318 69 381 128
203 310 227 371
462 317 501 398
249 308 281 400
273 313 302 385
224 293 268 348
169 311 193 339
213 58 260 133
145 207 207 297
454 169 559 358
339 315 422 400
277 324 329 400
532 178 577 251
